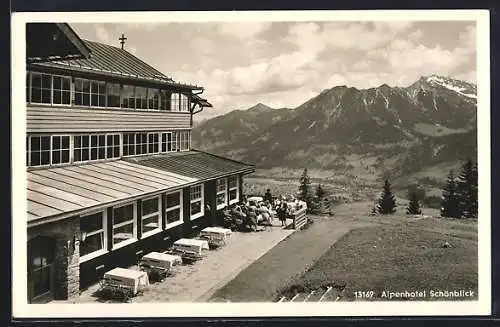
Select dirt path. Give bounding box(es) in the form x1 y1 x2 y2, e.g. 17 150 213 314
208 216 370 302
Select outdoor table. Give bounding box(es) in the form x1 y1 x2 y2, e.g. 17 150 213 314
140 251 182 269
103 267 149 296
139 252 181 281
200 227 233 240
173 238 209 256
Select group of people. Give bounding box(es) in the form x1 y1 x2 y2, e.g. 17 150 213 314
223 189 307 231
247 189 305 227
229 198 279 227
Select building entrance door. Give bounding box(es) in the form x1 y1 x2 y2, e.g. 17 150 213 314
28 236 56 303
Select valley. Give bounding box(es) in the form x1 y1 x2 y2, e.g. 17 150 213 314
193 74 477 203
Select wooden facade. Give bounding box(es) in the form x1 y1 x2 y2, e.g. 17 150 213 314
25 23 253 303
27 106 192 133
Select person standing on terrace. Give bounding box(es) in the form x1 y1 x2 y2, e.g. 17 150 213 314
264 189 273 204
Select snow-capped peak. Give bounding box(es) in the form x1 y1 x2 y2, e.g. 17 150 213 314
424 74 477 99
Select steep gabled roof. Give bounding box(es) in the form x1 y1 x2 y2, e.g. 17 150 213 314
31 39 203 90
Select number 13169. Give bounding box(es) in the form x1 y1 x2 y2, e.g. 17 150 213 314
354 291 374 299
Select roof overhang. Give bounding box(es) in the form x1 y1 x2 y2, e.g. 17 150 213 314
192 94 213 108
26 23 91 64
28 62 205 92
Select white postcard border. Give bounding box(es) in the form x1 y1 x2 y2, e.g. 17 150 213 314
12 9 491 318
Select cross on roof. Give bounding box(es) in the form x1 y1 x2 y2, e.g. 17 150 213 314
119 33 127 49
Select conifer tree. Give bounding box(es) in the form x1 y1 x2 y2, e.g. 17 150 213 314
441 170 460 218
406 189 422 215
377 179 397 214
456 158 478 218
298 168 313 211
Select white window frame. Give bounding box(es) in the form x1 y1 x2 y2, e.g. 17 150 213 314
171 93 180 112
111 202 138 250
105 82 122 109
190 184 204 220
147 132 160 154
228 176 239 205
165 190 184 229
147 88 162 111
161 132 173 153
74 77 107 108
51 74 72 106
50 135 71 165
178 130 190 151
105 133 121 159
135 132 148 155
27 134 71 168
27 135 51 167
133 86 149 110
27 72 71 106
141 195 162 238
79 210 108 263
179 93 190 112
122 132 136 157
216 178 228 210
73 133 120 163
171 131 179 152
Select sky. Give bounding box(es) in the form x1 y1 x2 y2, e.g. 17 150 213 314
71 21 477 121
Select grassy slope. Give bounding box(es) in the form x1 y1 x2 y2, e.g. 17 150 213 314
279 217 478 301
210 200 477 302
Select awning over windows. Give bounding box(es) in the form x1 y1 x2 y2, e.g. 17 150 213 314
27 151 254 226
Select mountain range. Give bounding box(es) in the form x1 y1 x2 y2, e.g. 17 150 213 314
192 75 477 191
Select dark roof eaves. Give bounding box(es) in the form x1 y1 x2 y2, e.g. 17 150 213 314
29 62 204 91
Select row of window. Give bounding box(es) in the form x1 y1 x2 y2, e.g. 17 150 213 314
216 176 239 209
123 131 189 156
79 188 186 260
26 130 191 167
79 178 239 261
26 72 191 111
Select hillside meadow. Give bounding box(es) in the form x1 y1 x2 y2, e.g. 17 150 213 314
210 201 478 302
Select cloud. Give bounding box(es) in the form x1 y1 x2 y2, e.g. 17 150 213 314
72 21 475 120
217 22 271 39
408 29 424 41
190 36 215 56
95 26 111 44
458 25 476 52
128 23 157 32
372 21 414 33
